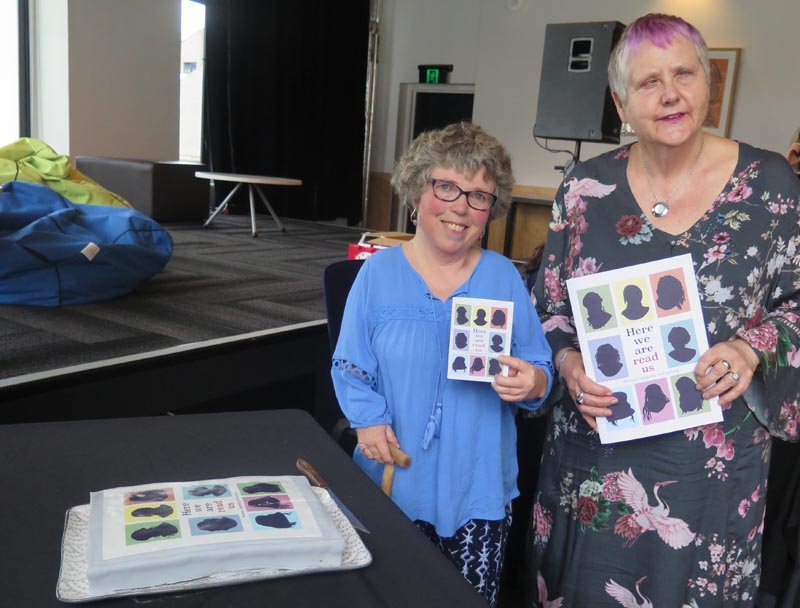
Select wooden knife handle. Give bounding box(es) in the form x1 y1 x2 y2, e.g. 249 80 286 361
389 445 411 468
381 463 395 497
296 458 328 489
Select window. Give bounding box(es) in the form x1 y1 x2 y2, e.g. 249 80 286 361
180 0 205 162
0 0 23 144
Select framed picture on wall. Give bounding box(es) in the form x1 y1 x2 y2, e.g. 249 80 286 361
704 48 741 137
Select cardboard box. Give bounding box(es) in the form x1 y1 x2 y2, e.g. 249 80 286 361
348 231 414 260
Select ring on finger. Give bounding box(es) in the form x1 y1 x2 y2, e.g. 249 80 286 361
728 371 740 382
575 390 585 405
720 359 731 370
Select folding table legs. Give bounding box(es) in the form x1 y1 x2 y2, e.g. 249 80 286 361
204 181 286 237
203 182 243 228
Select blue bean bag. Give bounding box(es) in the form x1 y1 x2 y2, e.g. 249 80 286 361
0 181 173 306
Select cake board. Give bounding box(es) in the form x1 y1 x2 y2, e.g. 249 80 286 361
57 487 371 602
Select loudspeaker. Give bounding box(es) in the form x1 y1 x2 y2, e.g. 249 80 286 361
534 21 625 143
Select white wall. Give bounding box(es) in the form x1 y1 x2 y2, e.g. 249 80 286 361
31 0 180 160
373 0 800 189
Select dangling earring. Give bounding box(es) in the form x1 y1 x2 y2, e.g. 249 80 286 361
409 207 418 226
621 122 635 136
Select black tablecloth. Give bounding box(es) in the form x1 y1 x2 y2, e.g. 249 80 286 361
1 409 488 607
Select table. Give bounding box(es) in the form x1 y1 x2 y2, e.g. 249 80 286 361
197 171 302 237
1 409 488 608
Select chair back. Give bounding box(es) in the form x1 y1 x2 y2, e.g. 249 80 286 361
322 259 365 354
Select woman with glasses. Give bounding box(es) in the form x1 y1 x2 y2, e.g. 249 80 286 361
331 122 553 606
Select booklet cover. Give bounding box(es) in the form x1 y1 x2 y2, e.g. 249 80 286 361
566 254 722 444
447 297 514 383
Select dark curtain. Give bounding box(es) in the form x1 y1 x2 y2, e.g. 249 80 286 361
202 0 369 224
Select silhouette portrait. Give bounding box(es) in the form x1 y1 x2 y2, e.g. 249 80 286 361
607 391 636 426
676 377 704 413
188 485 227 497
454 332 468 350
197 517 238 532
128 489 168 502
656 275 686 311
595 343 623 377
248 495 290 509
621 284 649 320
582 291 613 329
488 358 502 375
255 512 295 529
242 482 282 494
452 356 467 373
470 357 485 374
642 383 670 421
455 305 469 325
132 504 174 518
474 309 487 326
667 326 696 362
490 334 504 353
491 309 507 328
131 522 179 542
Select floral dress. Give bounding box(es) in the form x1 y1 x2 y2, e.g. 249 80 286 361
530 143 800 607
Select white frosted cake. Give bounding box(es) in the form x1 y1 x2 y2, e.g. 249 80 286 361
86 475 345 595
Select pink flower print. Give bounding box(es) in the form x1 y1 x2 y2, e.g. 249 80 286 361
744 309 764 331
712 232 730 244
738 499 750 517
576 496 599 525
727 182 753 202
544 267 564 304
716 439 735 461
541 315 575 335
702 424 726 448
709 542 725 562
533 500 552 538
747 525 759 542
788 345 800 369
601 472 624 501
751 484 762 502
704 244 729 263
573 257 601 277
615 214 644 238
707 582 718 595
741 323 779 351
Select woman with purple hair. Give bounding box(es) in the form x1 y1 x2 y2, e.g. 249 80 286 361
531 13 800 607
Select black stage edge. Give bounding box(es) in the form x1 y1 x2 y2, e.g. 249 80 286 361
0 321 342 432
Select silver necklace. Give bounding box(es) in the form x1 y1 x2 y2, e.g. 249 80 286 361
641 137 704 218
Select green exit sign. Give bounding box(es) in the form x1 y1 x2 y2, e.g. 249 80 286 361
417 64 453 84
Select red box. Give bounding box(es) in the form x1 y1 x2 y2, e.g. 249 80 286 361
347 232 414 260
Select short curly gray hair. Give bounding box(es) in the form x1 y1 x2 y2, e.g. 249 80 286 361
391 122 515 221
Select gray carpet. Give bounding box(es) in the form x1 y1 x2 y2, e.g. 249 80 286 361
0 215 363 380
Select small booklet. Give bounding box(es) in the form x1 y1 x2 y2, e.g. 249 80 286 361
566 254 722 444
447 296 514 382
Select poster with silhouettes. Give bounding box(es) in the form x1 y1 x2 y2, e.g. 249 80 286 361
566 254 721 444
448 296 514 382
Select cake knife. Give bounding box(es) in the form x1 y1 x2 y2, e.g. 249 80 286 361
296 458 370 534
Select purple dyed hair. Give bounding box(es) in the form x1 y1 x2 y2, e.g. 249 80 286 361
608 13 710 106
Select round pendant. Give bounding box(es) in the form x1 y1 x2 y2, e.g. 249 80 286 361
652 202 670 218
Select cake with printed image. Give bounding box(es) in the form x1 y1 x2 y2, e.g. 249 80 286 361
86 475 345 595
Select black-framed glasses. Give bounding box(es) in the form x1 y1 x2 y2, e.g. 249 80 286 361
429 179 497 212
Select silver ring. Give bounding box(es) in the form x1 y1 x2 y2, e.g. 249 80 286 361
575 390 585 405
720 359 731 370
728 371 740 382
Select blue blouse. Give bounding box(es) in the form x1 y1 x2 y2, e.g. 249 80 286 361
331 245 553 536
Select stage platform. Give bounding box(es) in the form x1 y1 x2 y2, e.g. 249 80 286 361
0 215 363 426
